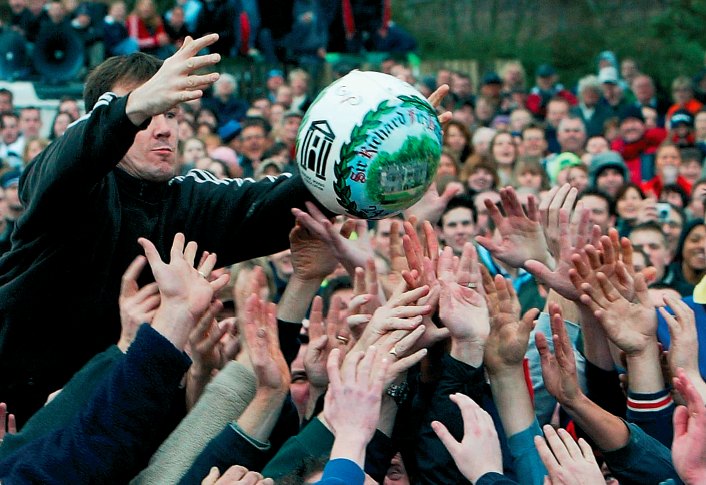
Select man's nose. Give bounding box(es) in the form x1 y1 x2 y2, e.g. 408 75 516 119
153 115 173 137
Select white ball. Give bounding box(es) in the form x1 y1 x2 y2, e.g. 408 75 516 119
296 70 442 219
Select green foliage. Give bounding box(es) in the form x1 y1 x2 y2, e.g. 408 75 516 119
396 0 706 92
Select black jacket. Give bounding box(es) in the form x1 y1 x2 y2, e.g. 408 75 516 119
0 93 313 422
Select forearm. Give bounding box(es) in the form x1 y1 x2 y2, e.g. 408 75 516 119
236 389 288 443
277 275 322 324
450 339 485 368
488 367 536 437
562 393 630 452
578 304 614 371
185 366 212 410
626 341 665 394
376 395 398 438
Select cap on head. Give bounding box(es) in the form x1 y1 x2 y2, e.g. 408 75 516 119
537 64 556 78
0 170 21 189
589 150 628 185
671 108 694 128
619 105 645 124
598 67 619 85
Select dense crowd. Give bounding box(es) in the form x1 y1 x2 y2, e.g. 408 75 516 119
3 0 416 78
0 29 704 485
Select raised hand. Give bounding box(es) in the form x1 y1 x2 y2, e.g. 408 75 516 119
126 34 221 126
578 271 657 357
0 402 16 445
438 243 489 346
427 83 453 126
536 303 584 408
305 296 352 389
118 255 161 352
289 219 339 282
291 202 374 277
242 295 290 394
672 369 706 485
139 233 229 349
484 275 539 375
476 186 554 270
538 184 578 260
187 301 229 376
353 283 430 351
325 346 388 466
534 425 604 485
525 202 601 301
404 182 462 226
568 230 652 303
370 325 428 389
431 393 504 483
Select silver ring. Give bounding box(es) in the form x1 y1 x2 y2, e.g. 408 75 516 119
197 271 207 278
336 335 349 344
467 282 477 289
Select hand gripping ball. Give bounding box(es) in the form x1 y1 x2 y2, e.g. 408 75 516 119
296 70 442 219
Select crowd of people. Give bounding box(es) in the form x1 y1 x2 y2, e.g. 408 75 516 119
2 0 417 78
0 28 705 485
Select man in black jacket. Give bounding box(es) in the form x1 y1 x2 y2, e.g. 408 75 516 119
0 35 316 424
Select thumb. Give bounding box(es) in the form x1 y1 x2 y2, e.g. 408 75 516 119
440 183 462 204
311 335 329 352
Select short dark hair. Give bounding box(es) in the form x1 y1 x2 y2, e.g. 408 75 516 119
440 194 477 227
577 188 616 218
240 116 271 137
0 88 13 101
630 220 666 244
84 53 163 110
321 275 352 317
661 184 690 208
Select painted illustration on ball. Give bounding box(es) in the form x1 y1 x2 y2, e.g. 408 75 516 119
297 71 442 219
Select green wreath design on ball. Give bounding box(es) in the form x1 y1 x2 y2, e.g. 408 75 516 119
333 96 439 217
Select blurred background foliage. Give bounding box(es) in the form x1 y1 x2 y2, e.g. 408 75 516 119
394 0 706 92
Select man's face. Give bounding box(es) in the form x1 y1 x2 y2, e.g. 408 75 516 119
696 113 706 140
452 77 472 98
9 0 27 14
546 100 568 128
59 100 80 120
620 118 645 143
114 84 179 182
267 75 284 93
595 168 625 198
602 82 621 104
557 120 586 153
282 116 301 143
269 249 293 281
579 195 613 234
371 217 404 260
4 184 21 212
632 76 655 104
522 128 547 157
19 108 42 138
240 126 266 159
581 87 600 107
441 207 475 254
0 94 11 115
630 229 669 281
585 136 609 154
1 116 20 145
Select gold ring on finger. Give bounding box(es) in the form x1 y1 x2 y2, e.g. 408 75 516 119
389 347 399 358
336 335 349 344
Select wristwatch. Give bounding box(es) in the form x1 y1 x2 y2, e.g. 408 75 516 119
386 380 409 405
